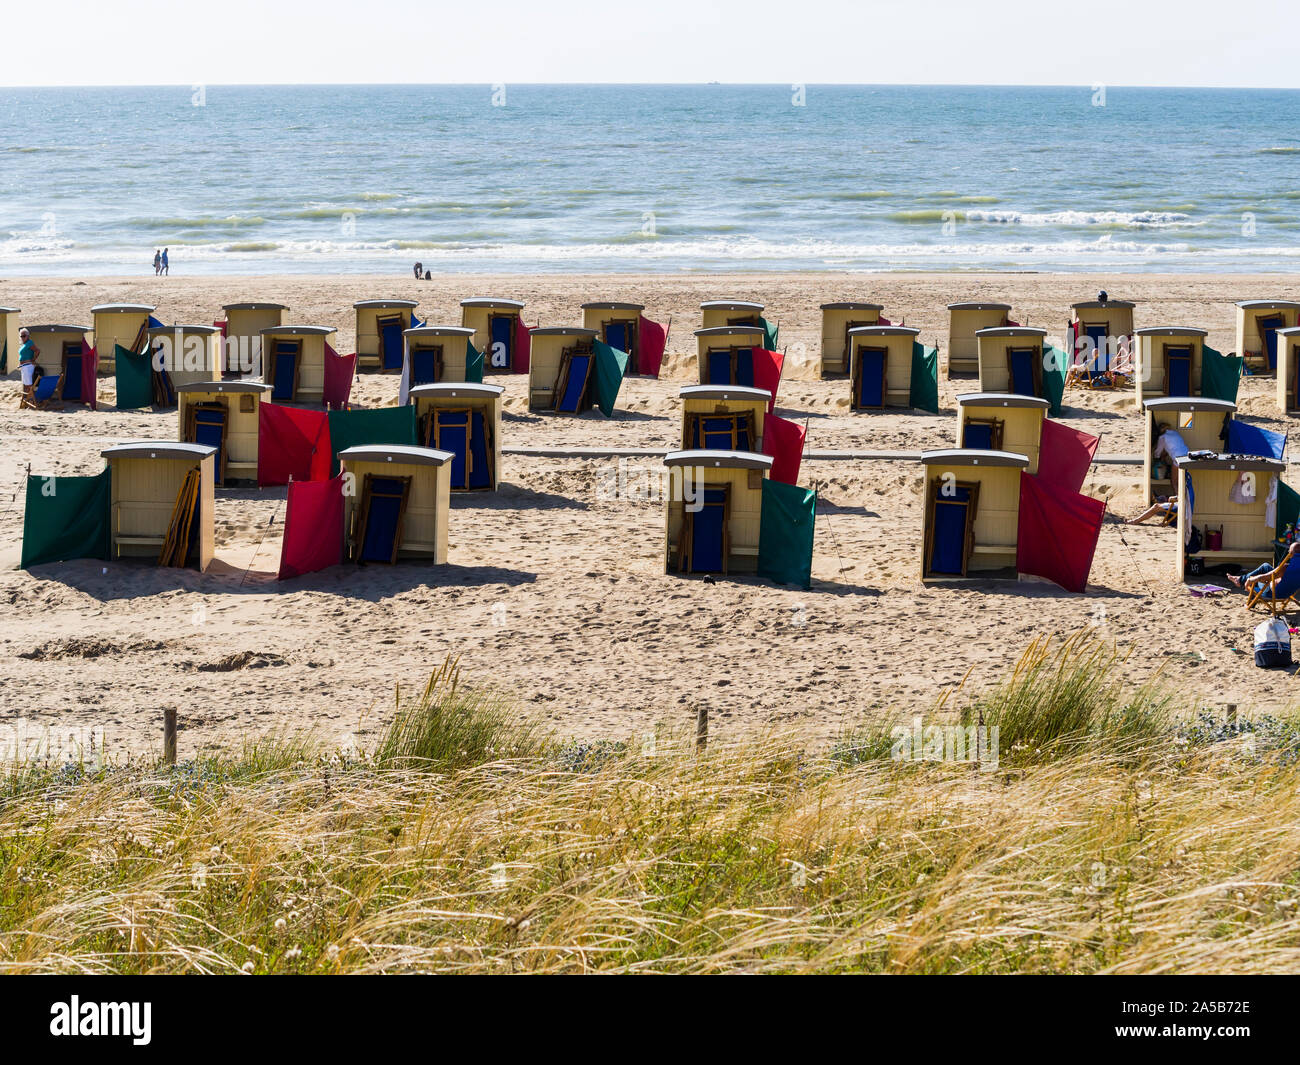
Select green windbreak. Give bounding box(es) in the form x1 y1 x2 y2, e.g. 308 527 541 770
909 341 940 414
327 405 417 474
466 340 484 384
593 339 629 418
760 317 779 351
21 469 112 569
1043 344 1066 417
757 479 815 590
1276 482 1300 563
115 343 154 410
1202 345 1242 403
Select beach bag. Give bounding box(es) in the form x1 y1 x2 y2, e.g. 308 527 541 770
1187 526 1202 554
1206 525 1223 551
1254 618 1291 669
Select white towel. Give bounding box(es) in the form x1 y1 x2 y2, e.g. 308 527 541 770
1266 474 1279 528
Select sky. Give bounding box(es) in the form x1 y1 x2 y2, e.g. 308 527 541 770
5 0 1299 88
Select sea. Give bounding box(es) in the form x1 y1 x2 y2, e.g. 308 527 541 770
2 83 1299 276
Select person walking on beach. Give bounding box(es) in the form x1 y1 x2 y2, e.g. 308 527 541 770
17 327 38 408
161 248 169 276
153 249 161 275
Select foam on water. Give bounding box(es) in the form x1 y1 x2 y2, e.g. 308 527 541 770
1 83 1298 275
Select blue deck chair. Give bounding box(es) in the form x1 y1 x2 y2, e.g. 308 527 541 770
468 409 492 489
962 422 994 449
358 476 408 563
193 405 228 484
410 345 441 387
430 408 470 489
31 372 62 407
555 352 592 412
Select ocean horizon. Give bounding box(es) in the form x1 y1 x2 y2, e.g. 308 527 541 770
3 83 1299 277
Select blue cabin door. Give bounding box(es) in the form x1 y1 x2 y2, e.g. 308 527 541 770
1086 324 1109 374
1260 316 1284 370
379 318 405 372
62 342 83 401
488 315 513 371
854 346 886 408
927 484 974 577
1165 346 1192 397
271 341 299 401
686 487 729 574
605 321 633 373
1008 347 1037 397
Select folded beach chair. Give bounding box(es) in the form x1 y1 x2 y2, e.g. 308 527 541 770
1246 558 1300 615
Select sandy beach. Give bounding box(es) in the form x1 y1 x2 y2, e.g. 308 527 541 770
1 271 1295 758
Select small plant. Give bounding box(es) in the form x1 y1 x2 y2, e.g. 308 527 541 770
375 656 548 771
963 631 1173 760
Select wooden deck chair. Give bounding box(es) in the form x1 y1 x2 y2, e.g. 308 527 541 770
554 344 594 413
961 417 1003 450
1247 557 1300 615
686 410 756 451
924 480 979 577
159 468 201 567
354 474 411 563
677 484 731 575
409 344 443 387
188 401 229 484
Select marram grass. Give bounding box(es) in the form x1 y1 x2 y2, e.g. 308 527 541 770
2 638 1300 975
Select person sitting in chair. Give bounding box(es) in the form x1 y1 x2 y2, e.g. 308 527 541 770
1126 494 1178 525
1228 542 1300 595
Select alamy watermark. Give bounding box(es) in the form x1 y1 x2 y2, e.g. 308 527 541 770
891 715 1000 770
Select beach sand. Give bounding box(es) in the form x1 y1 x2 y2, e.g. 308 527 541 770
0 271 1295 758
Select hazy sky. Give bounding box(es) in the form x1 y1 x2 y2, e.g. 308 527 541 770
6 0 1299 88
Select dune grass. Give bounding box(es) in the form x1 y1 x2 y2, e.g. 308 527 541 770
2 637 1299 974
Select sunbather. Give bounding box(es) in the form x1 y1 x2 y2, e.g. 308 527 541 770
1227 542 1300 595
1125 494 1178 525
